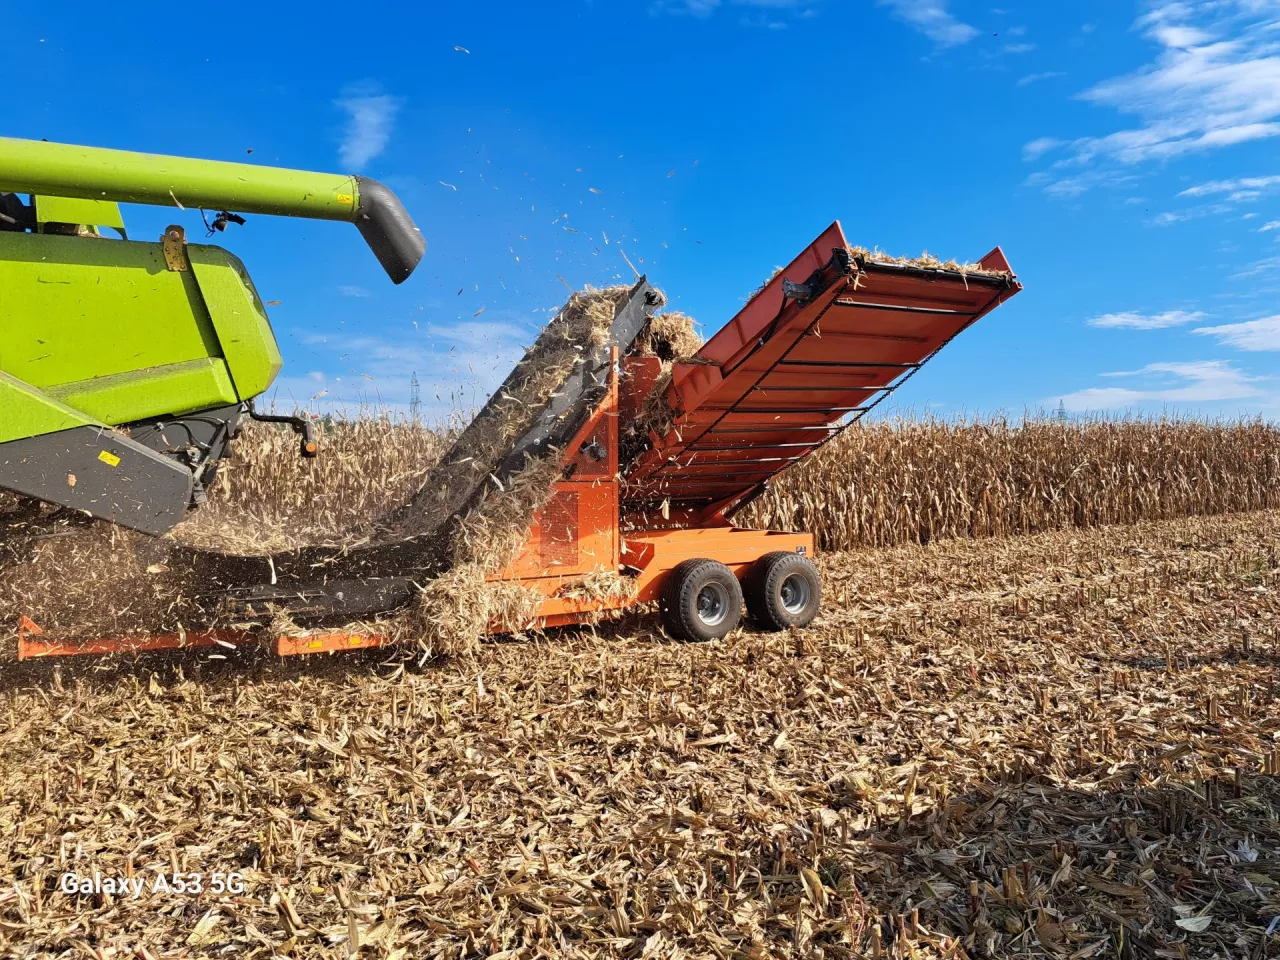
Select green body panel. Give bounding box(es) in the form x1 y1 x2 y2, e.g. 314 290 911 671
0 372 99 443
0 138 361 221
188 245 283 398
45 358 238 425
0 231 281 439
34 196 125 232
0 232 221 388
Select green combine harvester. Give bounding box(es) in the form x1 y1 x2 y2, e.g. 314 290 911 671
0 138 425 535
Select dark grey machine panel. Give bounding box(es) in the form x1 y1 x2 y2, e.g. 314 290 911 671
0 426 193 535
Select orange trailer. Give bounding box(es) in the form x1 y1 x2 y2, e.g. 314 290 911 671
16 222 1020 659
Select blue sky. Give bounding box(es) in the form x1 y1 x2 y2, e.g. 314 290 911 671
6 0 1280 421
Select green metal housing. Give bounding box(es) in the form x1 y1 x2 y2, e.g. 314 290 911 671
0 231 280 443
0 138 424 533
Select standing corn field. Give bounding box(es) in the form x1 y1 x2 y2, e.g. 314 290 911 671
179 415 1280 555
742 416 1280 550
171 416 452 554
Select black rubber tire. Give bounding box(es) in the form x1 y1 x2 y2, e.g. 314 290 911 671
745 552 822 631
659 558 744 642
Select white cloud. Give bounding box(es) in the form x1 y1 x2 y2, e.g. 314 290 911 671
1150 200 1234 223
1039 177 1090 198
1193 314 1280 350
1003 42 1036 53
1059 360 1266 411
1027 2 1280 190
1148 23 1214 48
660 0 720 12
1233 255 1280 277
652 0 818 19
338 285 371 298
1145 173 1275 223
1261 220 1280 231
335 86 399 170
282 316 536 419
1087 309 1206 329
1178 175 1280 197
1018 71 1065 86
875 0 979 46
739 12 790 28
1024 167 1138 197
1023 136 1065 160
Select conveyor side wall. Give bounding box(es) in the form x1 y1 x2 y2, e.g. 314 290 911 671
623 221 1022 520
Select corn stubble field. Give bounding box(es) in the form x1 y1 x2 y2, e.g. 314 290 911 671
2 417 1280 959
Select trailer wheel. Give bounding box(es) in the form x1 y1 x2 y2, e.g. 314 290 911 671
745 552 822 631
660 558 743 642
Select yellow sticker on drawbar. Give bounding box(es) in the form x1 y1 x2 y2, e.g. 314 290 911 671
98 451 121 468
336 193 353 205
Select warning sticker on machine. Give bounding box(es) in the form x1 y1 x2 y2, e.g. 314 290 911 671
98 451 121 467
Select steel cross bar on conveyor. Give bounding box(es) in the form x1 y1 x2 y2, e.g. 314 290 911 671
648 351 911 470
670 337 931 463
828 299 976 318
774 360 919 368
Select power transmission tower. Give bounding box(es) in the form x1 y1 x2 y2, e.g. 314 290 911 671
409 372 421 422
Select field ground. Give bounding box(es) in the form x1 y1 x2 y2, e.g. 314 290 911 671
2 510 1279 958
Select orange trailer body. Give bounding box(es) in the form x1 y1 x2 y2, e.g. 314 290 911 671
483 358 815 628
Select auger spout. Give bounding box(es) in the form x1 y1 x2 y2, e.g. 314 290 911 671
0 137 424 282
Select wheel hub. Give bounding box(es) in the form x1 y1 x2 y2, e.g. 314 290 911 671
779 573 811 615
696 582 729 627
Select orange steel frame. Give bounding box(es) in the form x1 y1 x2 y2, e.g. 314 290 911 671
15 616 389 661
15 350 812 661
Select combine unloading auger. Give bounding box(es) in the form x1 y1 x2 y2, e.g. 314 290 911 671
0 137 424 535
1 141 1020 658
0 138 423 282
